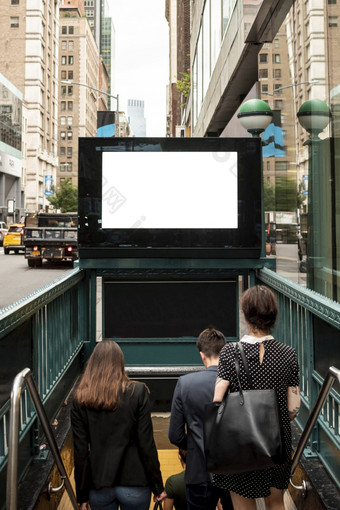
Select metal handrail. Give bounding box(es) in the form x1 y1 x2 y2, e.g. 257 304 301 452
6 368 78 510
290 366 340 494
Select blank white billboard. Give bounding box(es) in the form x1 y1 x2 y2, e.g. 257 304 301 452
102 151 238 229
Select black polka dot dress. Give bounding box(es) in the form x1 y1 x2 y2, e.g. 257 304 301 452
212 336 300 499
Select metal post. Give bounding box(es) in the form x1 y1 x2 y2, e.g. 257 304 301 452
6 369 78 510
116 93 119 137
6 369 30 510
290 366 340 479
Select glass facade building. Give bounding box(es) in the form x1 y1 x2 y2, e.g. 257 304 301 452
0 72 23 223
190 0 340 303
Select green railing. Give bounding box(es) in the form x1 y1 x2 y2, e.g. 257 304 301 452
257 267 340 489
0 267 89 507
0 263 340 505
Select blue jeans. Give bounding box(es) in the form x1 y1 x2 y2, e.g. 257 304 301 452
89 486 151 510
186 484 219 510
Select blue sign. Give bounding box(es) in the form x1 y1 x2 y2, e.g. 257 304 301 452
302 174 308 196
45 175 53 196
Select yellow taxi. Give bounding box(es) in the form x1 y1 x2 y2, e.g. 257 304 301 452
3 223 25 254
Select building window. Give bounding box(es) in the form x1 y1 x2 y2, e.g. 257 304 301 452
60 147 66 156
67 130 72 141
328 0 337 4
61 86 66 96
274 100 283 109
11 0 19 4
61 131 66 140
61 40 67 50
259 69 268 78
10 17 19 28
69 26 74 34
67 147 72 157
262 84 268 92
68 56 73 65
260 54 268 63
274 38 280 48
68 86 73 96
68 40 74 51
62 26 67 35
61 70 67 80
328 16 338 27
274 54 281 63
61 56 66 65
67 162 72 172
275 161 288 172
67 101 73 111
67 116 72 126
60 163 66 172
61 101 66 111
274 69 282 78
68 71 73 80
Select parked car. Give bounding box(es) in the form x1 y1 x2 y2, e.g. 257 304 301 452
0 221 7 246
3 223 25 254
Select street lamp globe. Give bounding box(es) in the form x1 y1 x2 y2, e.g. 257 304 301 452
237 99 273 137
297 99 331 139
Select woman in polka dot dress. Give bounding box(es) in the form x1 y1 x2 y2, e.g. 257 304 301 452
213 285 301 510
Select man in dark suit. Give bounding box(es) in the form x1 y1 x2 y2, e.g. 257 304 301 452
168 327 233 510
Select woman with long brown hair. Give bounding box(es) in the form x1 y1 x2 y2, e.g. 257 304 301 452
71 340 166 509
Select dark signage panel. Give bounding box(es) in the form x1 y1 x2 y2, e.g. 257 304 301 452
103 279 238 339
78 137 262 259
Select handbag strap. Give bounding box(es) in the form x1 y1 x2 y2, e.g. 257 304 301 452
235 342 254 389
153 502 163 510
233 343 244 404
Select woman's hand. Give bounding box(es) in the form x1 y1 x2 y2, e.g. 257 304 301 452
79 502 90 510
154 490 167 502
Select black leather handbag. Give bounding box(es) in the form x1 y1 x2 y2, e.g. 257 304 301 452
204 342 285 475
153 502 163 510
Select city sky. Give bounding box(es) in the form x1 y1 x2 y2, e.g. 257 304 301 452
111 1 169 137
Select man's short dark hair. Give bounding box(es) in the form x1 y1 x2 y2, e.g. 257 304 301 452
196 327 226 358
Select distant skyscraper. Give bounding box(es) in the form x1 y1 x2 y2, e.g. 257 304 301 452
127 100 146 137
84 0 115 108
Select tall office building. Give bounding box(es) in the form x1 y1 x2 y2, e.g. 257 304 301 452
84 0 116 108
165 0 191 137
0 0 59 212
127 99 146 137
58 2 104 188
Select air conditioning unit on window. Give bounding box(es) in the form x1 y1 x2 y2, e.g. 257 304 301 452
175 125 186 138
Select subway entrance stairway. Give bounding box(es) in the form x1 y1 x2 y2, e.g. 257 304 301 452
2 265 340 508
11 376 340 510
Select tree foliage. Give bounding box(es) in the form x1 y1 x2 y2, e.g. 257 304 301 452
275 177 298 212
48 178 78 213
264 178 304 213
264 181 276 212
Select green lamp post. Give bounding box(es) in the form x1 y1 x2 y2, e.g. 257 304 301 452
297 99 331 290
237 99 273 258
297 99 331 141
237 99 273 137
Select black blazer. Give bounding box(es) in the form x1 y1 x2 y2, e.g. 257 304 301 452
168 366 217 485
71 382 164 504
